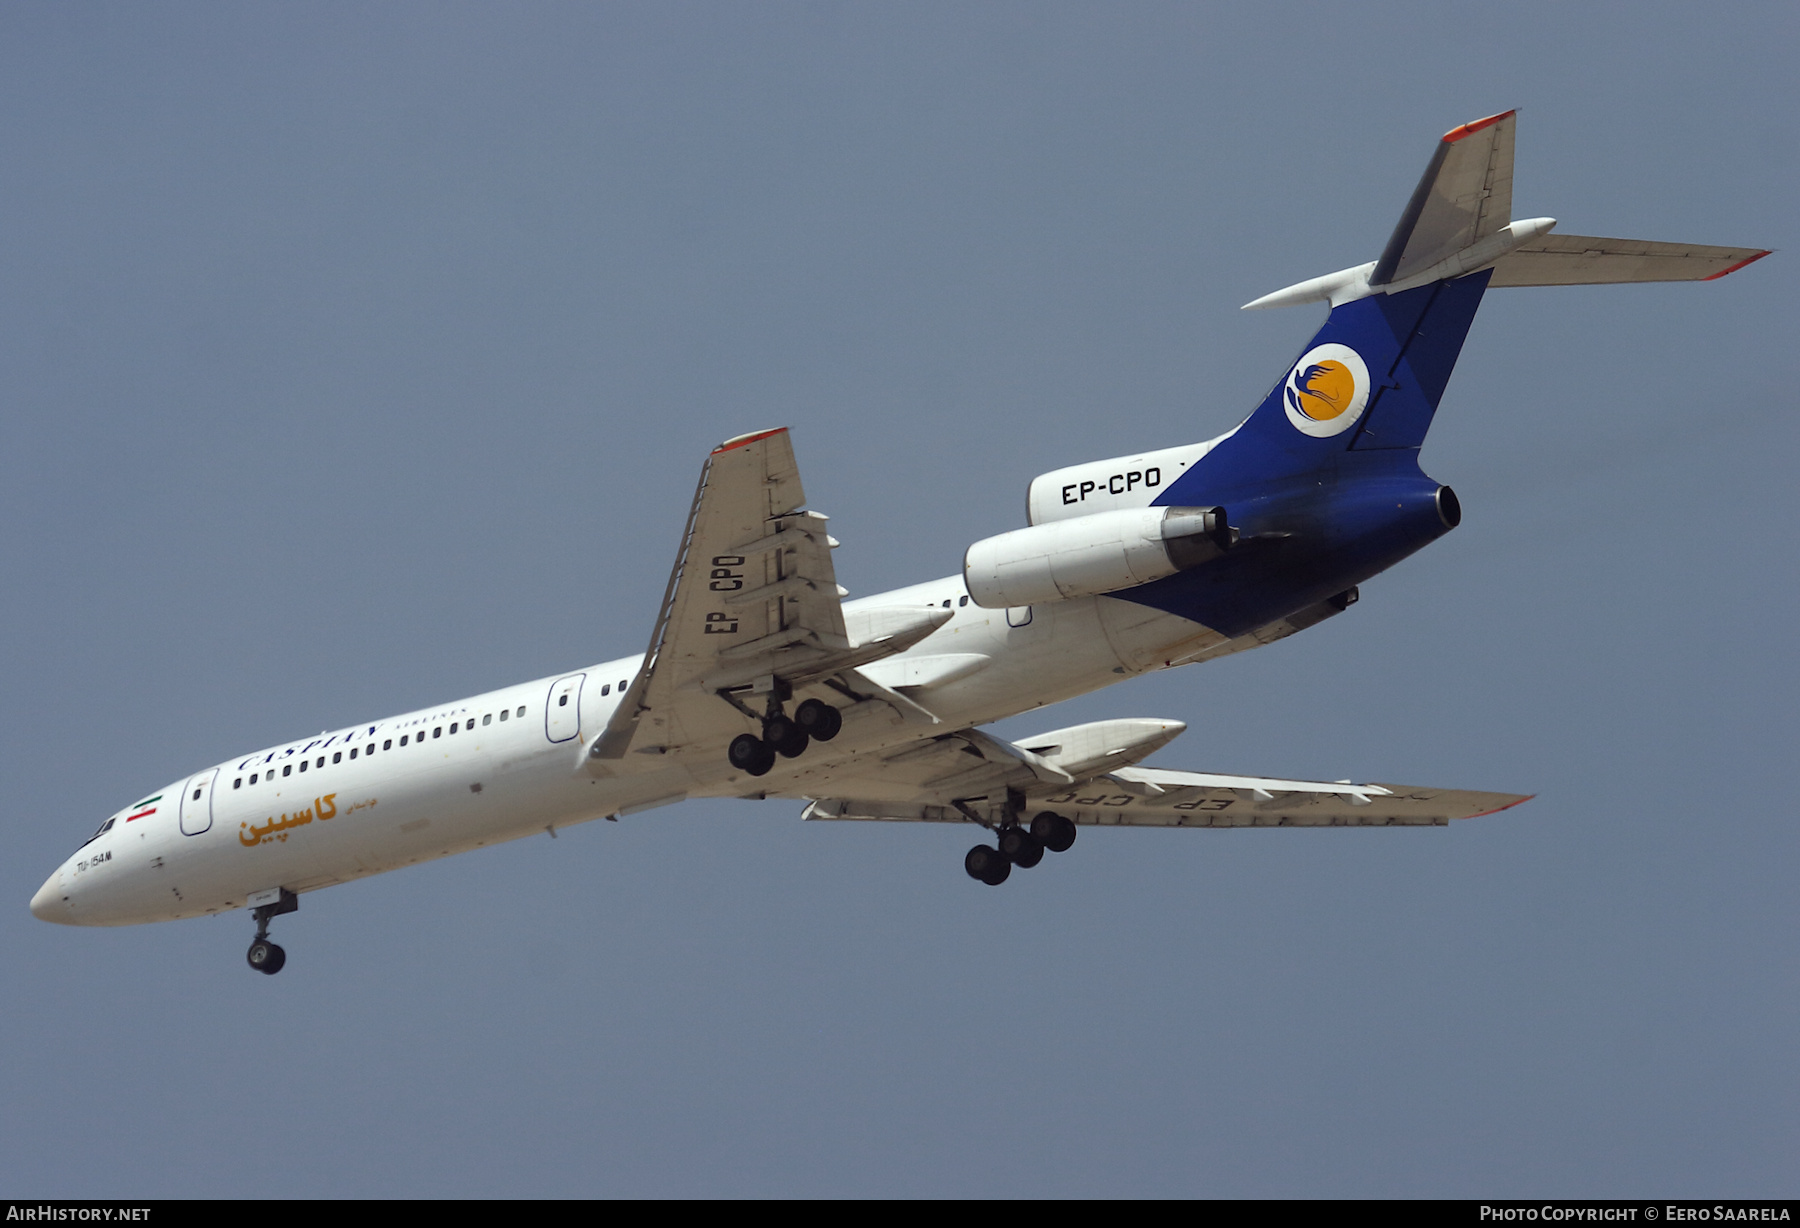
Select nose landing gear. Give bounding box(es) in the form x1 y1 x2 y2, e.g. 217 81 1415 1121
247 938 286 975
245 887 297 975
965 811 1077 886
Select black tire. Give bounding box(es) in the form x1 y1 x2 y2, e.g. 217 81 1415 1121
728 733 768 772
247 939 285 975
999 827 1044 868
964 844 1010 885
767 716 809 758
746 742 776 777
795 698 842 742
1032 811 1077 853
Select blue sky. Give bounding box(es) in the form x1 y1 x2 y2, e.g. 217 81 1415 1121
3 2 1795 1196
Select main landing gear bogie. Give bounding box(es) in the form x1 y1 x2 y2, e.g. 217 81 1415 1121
966 811 1077 886
728 697 842 778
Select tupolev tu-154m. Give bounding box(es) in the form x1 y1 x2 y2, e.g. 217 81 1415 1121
31 112 1768 974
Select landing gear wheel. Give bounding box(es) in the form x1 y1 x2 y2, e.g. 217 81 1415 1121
998 826 1044 868
729 733 776 777
964 844 1011 885
247 939 286 975
729 733 766 770
1031 811 1077 853
765 715 809 759
794 698 842 742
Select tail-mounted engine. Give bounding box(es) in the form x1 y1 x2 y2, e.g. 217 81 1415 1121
963 506 1234 609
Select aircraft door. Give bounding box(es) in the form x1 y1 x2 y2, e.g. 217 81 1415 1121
545 674 586 743
179 769 219 836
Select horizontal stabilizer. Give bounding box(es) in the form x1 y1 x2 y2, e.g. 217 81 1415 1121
1487 234 1769 286
1243 110 1771 311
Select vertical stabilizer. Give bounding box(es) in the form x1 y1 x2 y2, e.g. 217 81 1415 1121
1373 111 1516 286
1157 271 1490 507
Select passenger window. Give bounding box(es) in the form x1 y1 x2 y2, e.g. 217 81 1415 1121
233 778 242 789
449 723 458 736
942 599 951 608
383 739 392 750
333 752 342 763
193 788 202 799
400 734 408 746
483 714 492 726
283 765 292 777
433 727 442 738
959 596 968 606
558 695 569 707
516 706 525 717
349 747 358 759
250 773 258 784
619 679 627 690
601 684 610 696
299 761 308 773
316 757 325 768
499 710 509 722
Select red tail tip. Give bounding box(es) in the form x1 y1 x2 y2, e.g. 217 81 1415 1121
1443 110 1516 143
713 427 788 454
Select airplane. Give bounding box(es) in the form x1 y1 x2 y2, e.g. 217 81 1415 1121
30 111 1768 974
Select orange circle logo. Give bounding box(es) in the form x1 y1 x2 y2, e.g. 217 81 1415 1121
1290 360 1356 420
1282 344 1370 437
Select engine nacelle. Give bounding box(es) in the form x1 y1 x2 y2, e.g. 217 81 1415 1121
964 506 1233 609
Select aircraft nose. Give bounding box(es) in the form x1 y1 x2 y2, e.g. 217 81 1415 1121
30 869 71 924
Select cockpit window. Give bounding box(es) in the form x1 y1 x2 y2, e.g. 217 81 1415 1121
79 816 116 848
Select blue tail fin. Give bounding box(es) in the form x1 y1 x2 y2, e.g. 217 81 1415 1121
1157 269 1490 508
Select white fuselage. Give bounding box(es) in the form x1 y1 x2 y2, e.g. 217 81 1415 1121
32 576 1227 928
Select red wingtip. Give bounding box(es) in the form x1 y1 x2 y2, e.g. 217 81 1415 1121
1702 250 1772 280
712 427 789 454
1464 794 1536 819
1443 109 1516 143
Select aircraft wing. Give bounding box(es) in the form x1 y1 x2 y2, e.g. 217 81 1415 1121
590 428 943 764
792 721 1529 827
